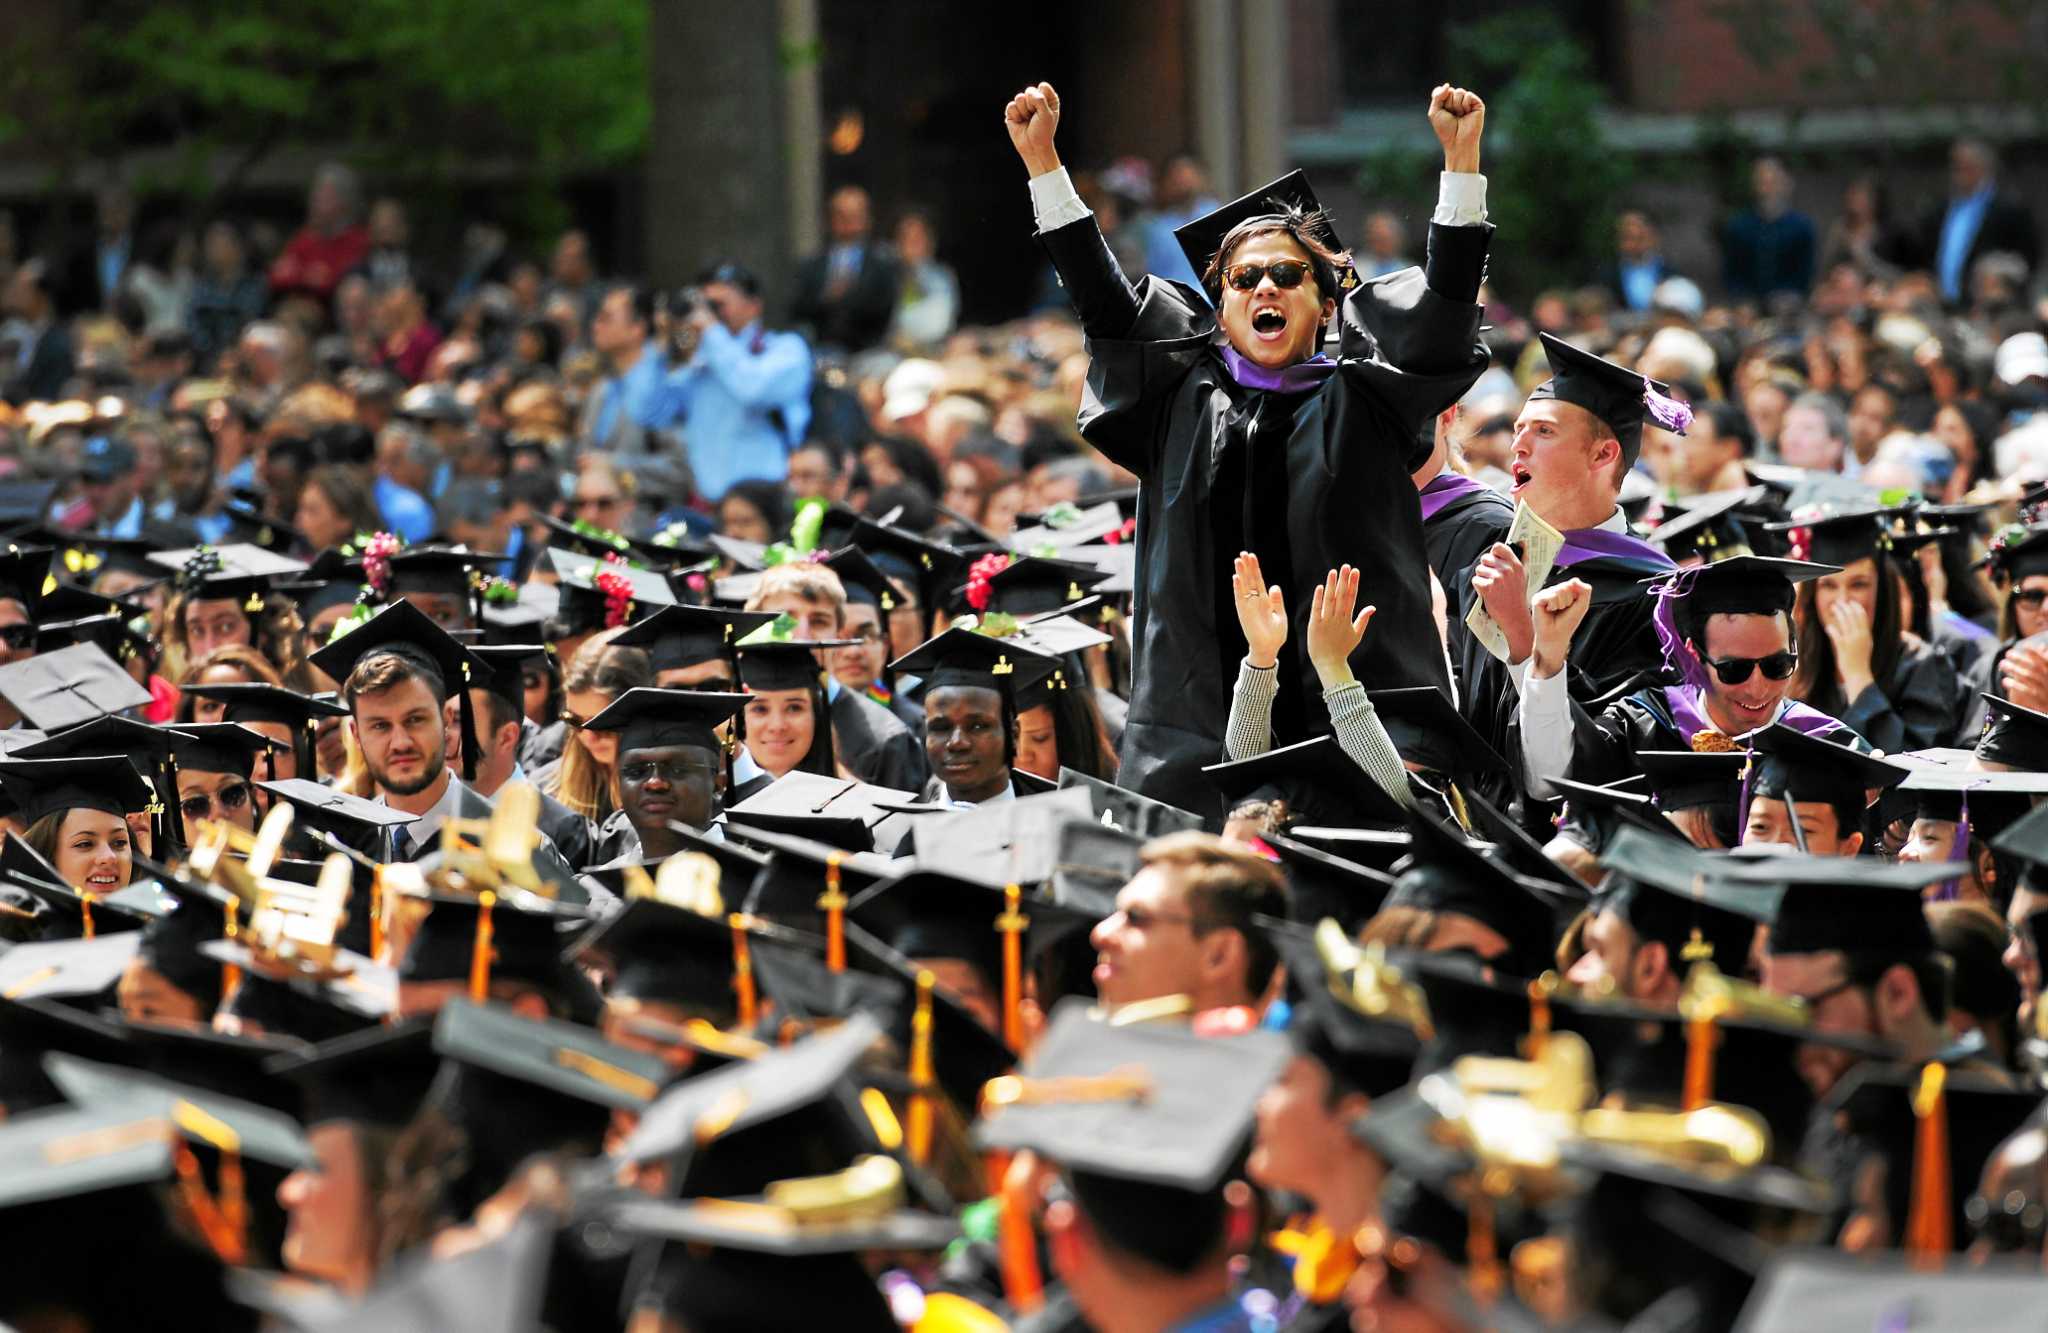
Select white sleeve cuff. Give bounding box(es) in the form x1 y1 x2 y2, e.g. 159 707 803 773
1028 167 1092 232
1432 172 1488 226
1518 664 1574 798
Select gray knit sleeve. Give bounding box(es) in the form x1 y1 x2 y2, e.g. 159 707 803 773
1323 681 1418 809
1225 658 1279 761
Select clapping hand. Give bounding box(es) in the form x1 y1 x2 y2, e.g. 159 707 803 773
1529 578 1593 680
1232 552 1288 670
1306 565 1377 689
2003 641 2048 714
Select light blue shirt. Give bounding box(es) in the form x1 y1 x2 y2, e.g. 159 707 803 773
1618 257 1662 311
1140 199 1220 290
592 340 676 445
668 322 812 501
1937 184 1995 302
374 473 435 544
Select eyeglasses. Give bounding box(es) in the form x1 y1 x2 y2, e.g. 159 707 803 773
560 712 591 731
1106 904 1199 933
1224 260 1312 292
0 624 33 650
1701 650 1798 685
845 626 887 644
2014 588 2048 608
620 757 717 784
180 782 253 823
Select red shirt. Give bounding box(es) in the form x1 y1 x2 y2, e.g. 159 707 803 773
378 321 444 384
268 224 371 301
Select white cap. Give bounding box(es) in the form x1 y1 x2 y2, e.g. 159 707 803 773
879 358 947 422
1995 332 2048 388
1649 275 1705 322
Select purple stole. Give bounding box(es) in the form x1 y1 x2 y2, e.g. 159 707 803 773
1418 470 1494 522
1217 345 1336 394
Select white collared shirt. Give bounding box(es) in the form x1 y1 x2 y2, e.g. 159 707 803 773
379 771 465 857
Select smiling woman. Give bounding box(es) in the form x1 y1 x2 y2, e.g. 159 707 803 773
0 754 158 897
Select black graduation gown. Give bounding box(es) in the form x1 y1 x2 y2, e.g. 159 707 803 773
532 782 595 870
828 686 931 792
1422 477 1514 596
1797 634 1961 755
1458 547 1669 809
1041 210 1491 816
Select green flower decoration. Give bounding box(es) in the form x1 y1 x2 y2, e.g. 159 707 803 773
1041 501 1084 530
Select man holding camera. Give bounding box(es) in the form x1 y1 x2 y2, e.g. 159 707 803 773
667 262 814 502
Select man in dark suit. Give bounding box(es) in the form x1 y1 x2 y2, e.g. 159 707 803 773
3 259 74 405
789 184 901 353
1904 138 2040 305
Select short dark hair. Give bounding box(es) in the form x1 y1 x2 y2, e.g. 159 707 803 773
1703 400 1754 457
1201 209 1350 308
1140 832 1287 997
697 260 761 297
603 281 656 329
1843 949 1950 1024
344 644 447 712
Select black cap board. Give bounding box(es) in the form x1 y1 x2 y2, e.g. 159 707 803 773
0 642 151 730
610 604 778 674
1977 694 2048 771
1527 331 1691 467
1368 686 1508 780
1170 168 1353 301
581 687 748 755
0 753 157 823
1203 734 1410 828
1764 507 1894 567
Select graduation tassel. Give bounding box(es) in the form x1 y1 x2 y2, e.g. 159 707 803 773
78 890 95 940
1905 1062 1952 1264
1467 1192 1502 1306
1681 1011 1720 1110
820 851 848 973
996 1153 1045 1315
998 882 1029 1052
368 867 385 962
220 898 241 1002
907 969 936 1167
1524 977 1551 1061
468 890 497 1004
730 914 758 1029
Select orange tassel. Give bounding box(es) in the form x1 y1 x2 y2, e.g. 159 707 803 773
220 898 241 1000
468 890 496 1004
730 914 758 1028
1681 1014 1720 1110
1525 978 1550 1061
172 1143 246 1266
79 890 95 939
820 851 847 973
1905 1062 1952 1263
999 883 1028 1052
907 970 935 1166
369 867 385 961
997 1158 1045 1314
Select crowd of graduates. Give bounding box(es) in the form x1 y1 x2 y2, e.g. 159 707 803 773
0 76 2046 1333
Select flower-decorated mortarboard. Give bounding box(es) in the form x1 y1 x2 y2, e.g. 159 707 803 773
1526 331 1692 469
1763 506 1894 567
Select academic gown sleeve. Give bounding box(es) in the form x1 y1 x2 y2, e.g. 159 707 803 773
1837 640 1962 755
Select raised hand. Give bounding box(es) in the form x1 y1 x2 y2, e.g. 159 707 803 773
1472 542 1534 664
1231 551 1288 670
1004 82 1063 177
1823 598 1876 698
1529 579 1593 680
1427 84 1485 174
2003 642 2048 714
1306 565 1377 689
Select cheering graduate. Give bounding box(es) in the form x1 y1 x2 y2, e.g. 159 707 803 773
1006 80 1492 815
1459 336 1684 801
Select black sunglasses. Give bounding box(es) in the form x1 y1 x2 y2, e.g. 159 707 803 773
180 782 253 823
1224 259 1311 292
2014 588 2048 608
1702 650 1797 685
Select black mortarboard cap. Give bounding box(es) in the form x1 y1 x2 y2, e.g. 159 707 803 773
1057 767 1208 837
1546 773 1685 853
818 546 902 613
976 998 1292 1191
723 773 923 855
1652 553 1837 620
735 637 835 693
907 786 1098 889
1715 855 1951 956
0 544 50 607
887 626 1059 699
162 721 284 777
0 932 139 1002
399 892 589 996
0 641 151 730
1203 734 1410 827
841 920 1021 1113
1646 485 1777 563
268 1020 440 1128
1977 694 2048 771
1263 831 1395 932
1171 168 1351 299
1281 969 1422 1101
460 643 547 708
42 1052 311 1172
0 753 156 823
433 997 669 1110
1527 332 1689 467
1635 748 1749 817
1747 724 1909 811
582 687 747 755
846 869 1097 1011
611 604 777 674
177 682 348 729
1594 828 1777 973
1983 523 2048 582
382 546 499 600
256 778 417 843
1382 805 1567 977
1366 686 1507 781
570 896 745 1015
978 557 1113 618
1763 507 1894 567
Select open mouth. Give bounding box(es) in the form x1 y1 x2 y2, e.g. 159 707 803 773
86 873 120 888
1509 461 1533 492
1250 306 1287 338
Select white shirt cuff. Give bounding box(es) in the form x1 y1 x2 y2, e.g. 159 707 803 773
1432 172 1488 226
1518 663 1573 798
1029 167 1092 232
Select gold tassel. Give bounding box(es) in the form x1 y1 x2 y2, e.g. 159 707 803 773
907 970 936 1166
998 883 1028 1052
79 890 95 940
820 851 847 973
220 899 241 1000
468 890 497 1004
368 867 385 961
1681 1013 1720 1110
1905 1062 1952 1263
730 914 758 1028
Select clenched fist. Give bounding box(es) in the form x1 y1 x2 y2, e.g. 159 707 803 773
1529 578 1593 681
1005 82 1063 178
1427 84 1485 174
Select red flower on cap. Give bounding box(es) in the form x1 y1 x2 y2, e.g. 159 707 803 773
1103 516 1138 546
595 555 634 629
360 531 402 600
1785 526 1812 562
964 552 1011 613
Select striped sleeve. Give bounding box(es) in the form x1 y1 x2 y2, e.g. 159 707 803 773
1324 682 1418 809
1225 658 1279 761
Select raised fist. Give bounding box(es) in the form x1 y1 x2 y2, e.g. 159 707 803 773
1427 84 1486 174
1004 82 1063 177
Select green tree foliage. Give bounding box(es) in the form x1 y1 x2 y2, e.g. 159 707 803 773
0 0 648 203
